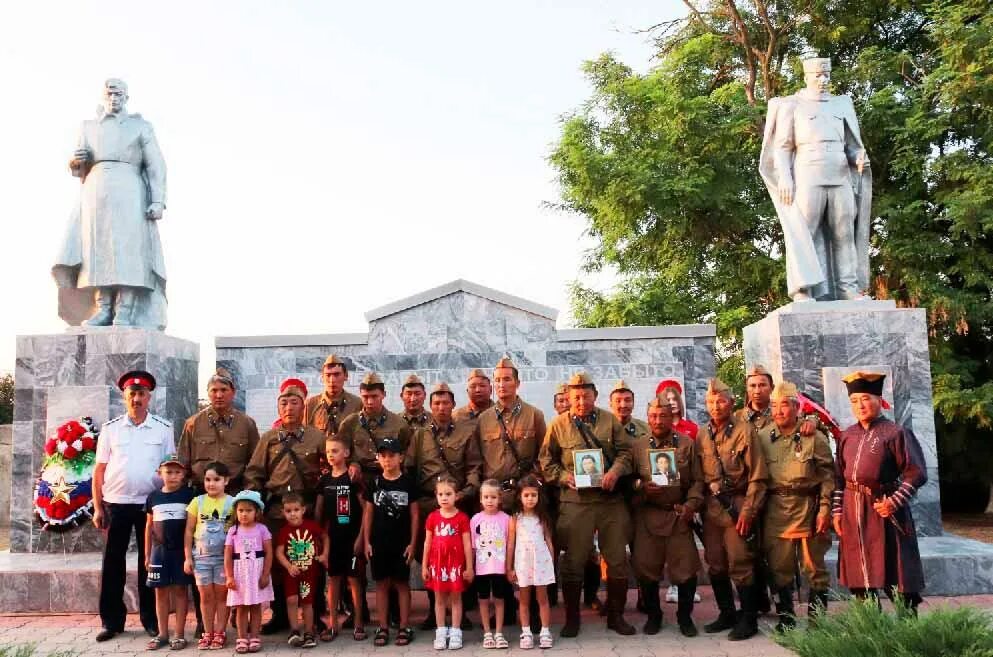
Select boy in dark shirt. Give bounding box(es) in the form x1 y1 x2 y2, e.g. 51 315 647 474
144 454 196 650
363 437 419 646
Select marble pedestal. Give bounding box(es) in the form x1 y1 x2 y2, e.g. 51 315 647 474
11 327 199 553
744 299 940 535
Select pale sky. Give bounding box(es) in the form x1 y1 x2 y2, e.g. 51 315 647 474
0 1 683 383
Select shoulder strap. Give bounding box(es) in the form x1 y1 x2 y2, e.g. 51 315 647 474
573 417 614 470
430 425 461 485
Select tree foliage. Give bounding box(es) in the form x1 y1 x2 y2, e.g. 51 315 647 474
551 0 993 483
0 373 13 425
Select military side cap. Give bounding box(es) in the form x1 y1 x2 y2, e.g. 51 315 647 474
568 371 595 387
611 379 633 395
208 367 235 389
279 378 308 400
118 370 156 391
770 380 799 402
802 56 832 73
360 372 385 386
494 355 516 370
706 378 732 395
647 395 673 412
402 373 425 389
655 378 683 396
842 371 885 396
323 354 346 367
746 364 773 383
466 368 489 382
376 436 404 453
430 382 454 399
555 383 569 396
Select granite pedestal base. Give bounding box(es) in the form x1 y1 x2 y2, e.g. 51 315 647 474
11 327 199 553
744 300 941 537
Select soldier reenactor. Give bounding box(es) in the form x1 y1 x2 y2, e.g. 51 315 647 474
453 368 494 425
304 354 361 437
631 397 703 636
539 372 635 638
697 378 768 641
553 383 570 416
244 378 326 634
833 371 927 613
757 381 834 630
400 374 431 429
337 372 413 484
408 382 483 630
609 380 649 440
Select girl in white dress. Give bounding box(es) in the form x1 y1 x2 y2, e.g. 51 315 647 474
507 476 556 649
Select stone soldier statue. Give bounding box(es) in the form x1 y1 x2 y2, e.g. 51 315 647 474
757 381 834 630
539 372 635 638
759 56 872 302
630 396 703 637
832 371 927 612
697 378 768 641
53 78 169 329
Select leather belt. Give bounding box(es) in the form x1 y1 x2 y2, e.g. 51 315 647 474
845 480 896 496
768 486 817 496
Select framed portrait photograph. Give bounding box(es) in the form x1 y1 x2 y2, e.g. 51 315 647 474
573 448 604 488
649 448 679 486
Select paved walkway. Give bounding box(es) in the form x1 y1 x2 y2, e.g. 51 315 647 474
5 592 992 657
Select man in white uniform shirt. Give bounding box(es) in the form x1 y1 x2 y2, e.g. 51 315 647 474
93 370 175 642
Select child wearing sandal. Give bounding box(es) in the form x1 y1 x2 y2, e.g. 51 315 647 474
422 476 474 650
363 437 419 647
507 476 556 649
144 454 195 651
225 490 274 654
184 461 234 650
315 435 367 642
471 480 512 649
274 491 328 649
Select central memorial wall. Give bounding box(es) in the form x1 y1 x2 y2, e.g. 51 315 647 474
215 280 717 428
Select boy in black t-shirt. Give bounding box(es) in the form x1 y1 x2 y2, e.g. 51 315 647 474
363 437 419 646
315 436 367 640
145 454 196 650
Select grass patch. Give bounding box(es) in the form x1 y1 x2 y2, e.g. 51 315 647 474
775 596 993 657
0 646 76 657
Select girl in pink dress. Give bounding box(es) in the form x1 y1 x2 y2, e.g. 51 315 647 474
224 491 274 654
422 476 473 650
507 476 555 650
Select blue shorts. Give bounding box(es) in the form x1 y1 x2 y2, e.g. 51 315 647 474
148 545 193 588
193 553 226 586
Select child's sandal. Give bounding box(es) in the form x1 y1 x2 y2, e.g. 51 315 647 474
494 633 509 649
482 632 495 649
234 639 249 654
319 627 337 642
247 637 262 653
148 636 170 650
395 627 414 646
196 634 212 650
353 626 367 641
169 638 188 650
209 632 226 650
373 627 389 646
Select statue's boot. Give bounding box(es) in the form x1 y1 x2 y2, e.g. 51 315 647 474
113 288 135 326
792 288 814 303
83 288 114 326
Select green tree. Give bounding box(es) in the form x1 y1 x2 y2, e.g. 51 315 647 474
551 0 993 495
0 373 13 425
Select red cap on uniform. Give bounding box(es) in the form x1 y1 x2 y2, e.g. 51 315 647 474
655 379 682 395
117 370 156 391
278 378 308 400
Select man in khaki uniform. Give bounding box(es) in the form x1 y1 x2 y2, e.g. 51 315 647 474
631 397 703 636
553 383 570 416
244 378 326 634
610 380 650 439
452 368 494 425
304 354 362 436
539 372 635 637
698 378 768 641
758 381 833 630
476 356 547 511
408 382 483 630
337 372 413 483
178 368 260 494
400 373 430 429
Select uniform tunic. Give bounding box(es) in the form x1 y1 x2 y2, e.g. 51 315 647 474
244 426 325 522
452 401 493 426
630 430 703 583
304 390 362 436
539 408 633 582
697 418 768 585
402 410 431 430
833 417 926 593
476 397 546 510
758 423 834 589
620 417 650 440
337 409 412 475
178 407 260 491
735 404 773 432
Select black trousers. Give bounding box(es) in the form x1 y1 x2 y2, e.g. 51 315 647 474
99 503 156 632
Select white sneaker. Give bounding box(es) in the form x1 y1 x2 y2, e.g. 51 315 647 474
434 627 449 650
448 628 463 650
665 585 679 603
538 628 553 649
520 631 534 650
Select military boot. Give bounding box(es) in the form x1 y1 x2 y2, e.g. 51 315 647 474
83 288 114 326
727 584 759 641
703 576 737 633
605 579 636 635
112 288 134 326
676 578 699 637
639 581 662 635
774 586 796 632
560 581 582 638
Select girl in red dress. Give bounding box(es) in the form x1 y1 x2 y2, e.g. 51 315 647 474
422 476 474 650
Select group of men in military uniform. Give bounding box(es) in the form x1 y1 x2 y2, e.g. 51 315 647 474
167 353 926 642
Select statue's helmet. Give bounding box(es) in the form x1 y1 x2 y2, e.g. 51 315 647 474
801 57 831 74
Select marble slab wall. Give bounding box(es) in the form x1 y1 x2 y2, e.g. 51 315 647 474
743 300 942 536
12 328 199 553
